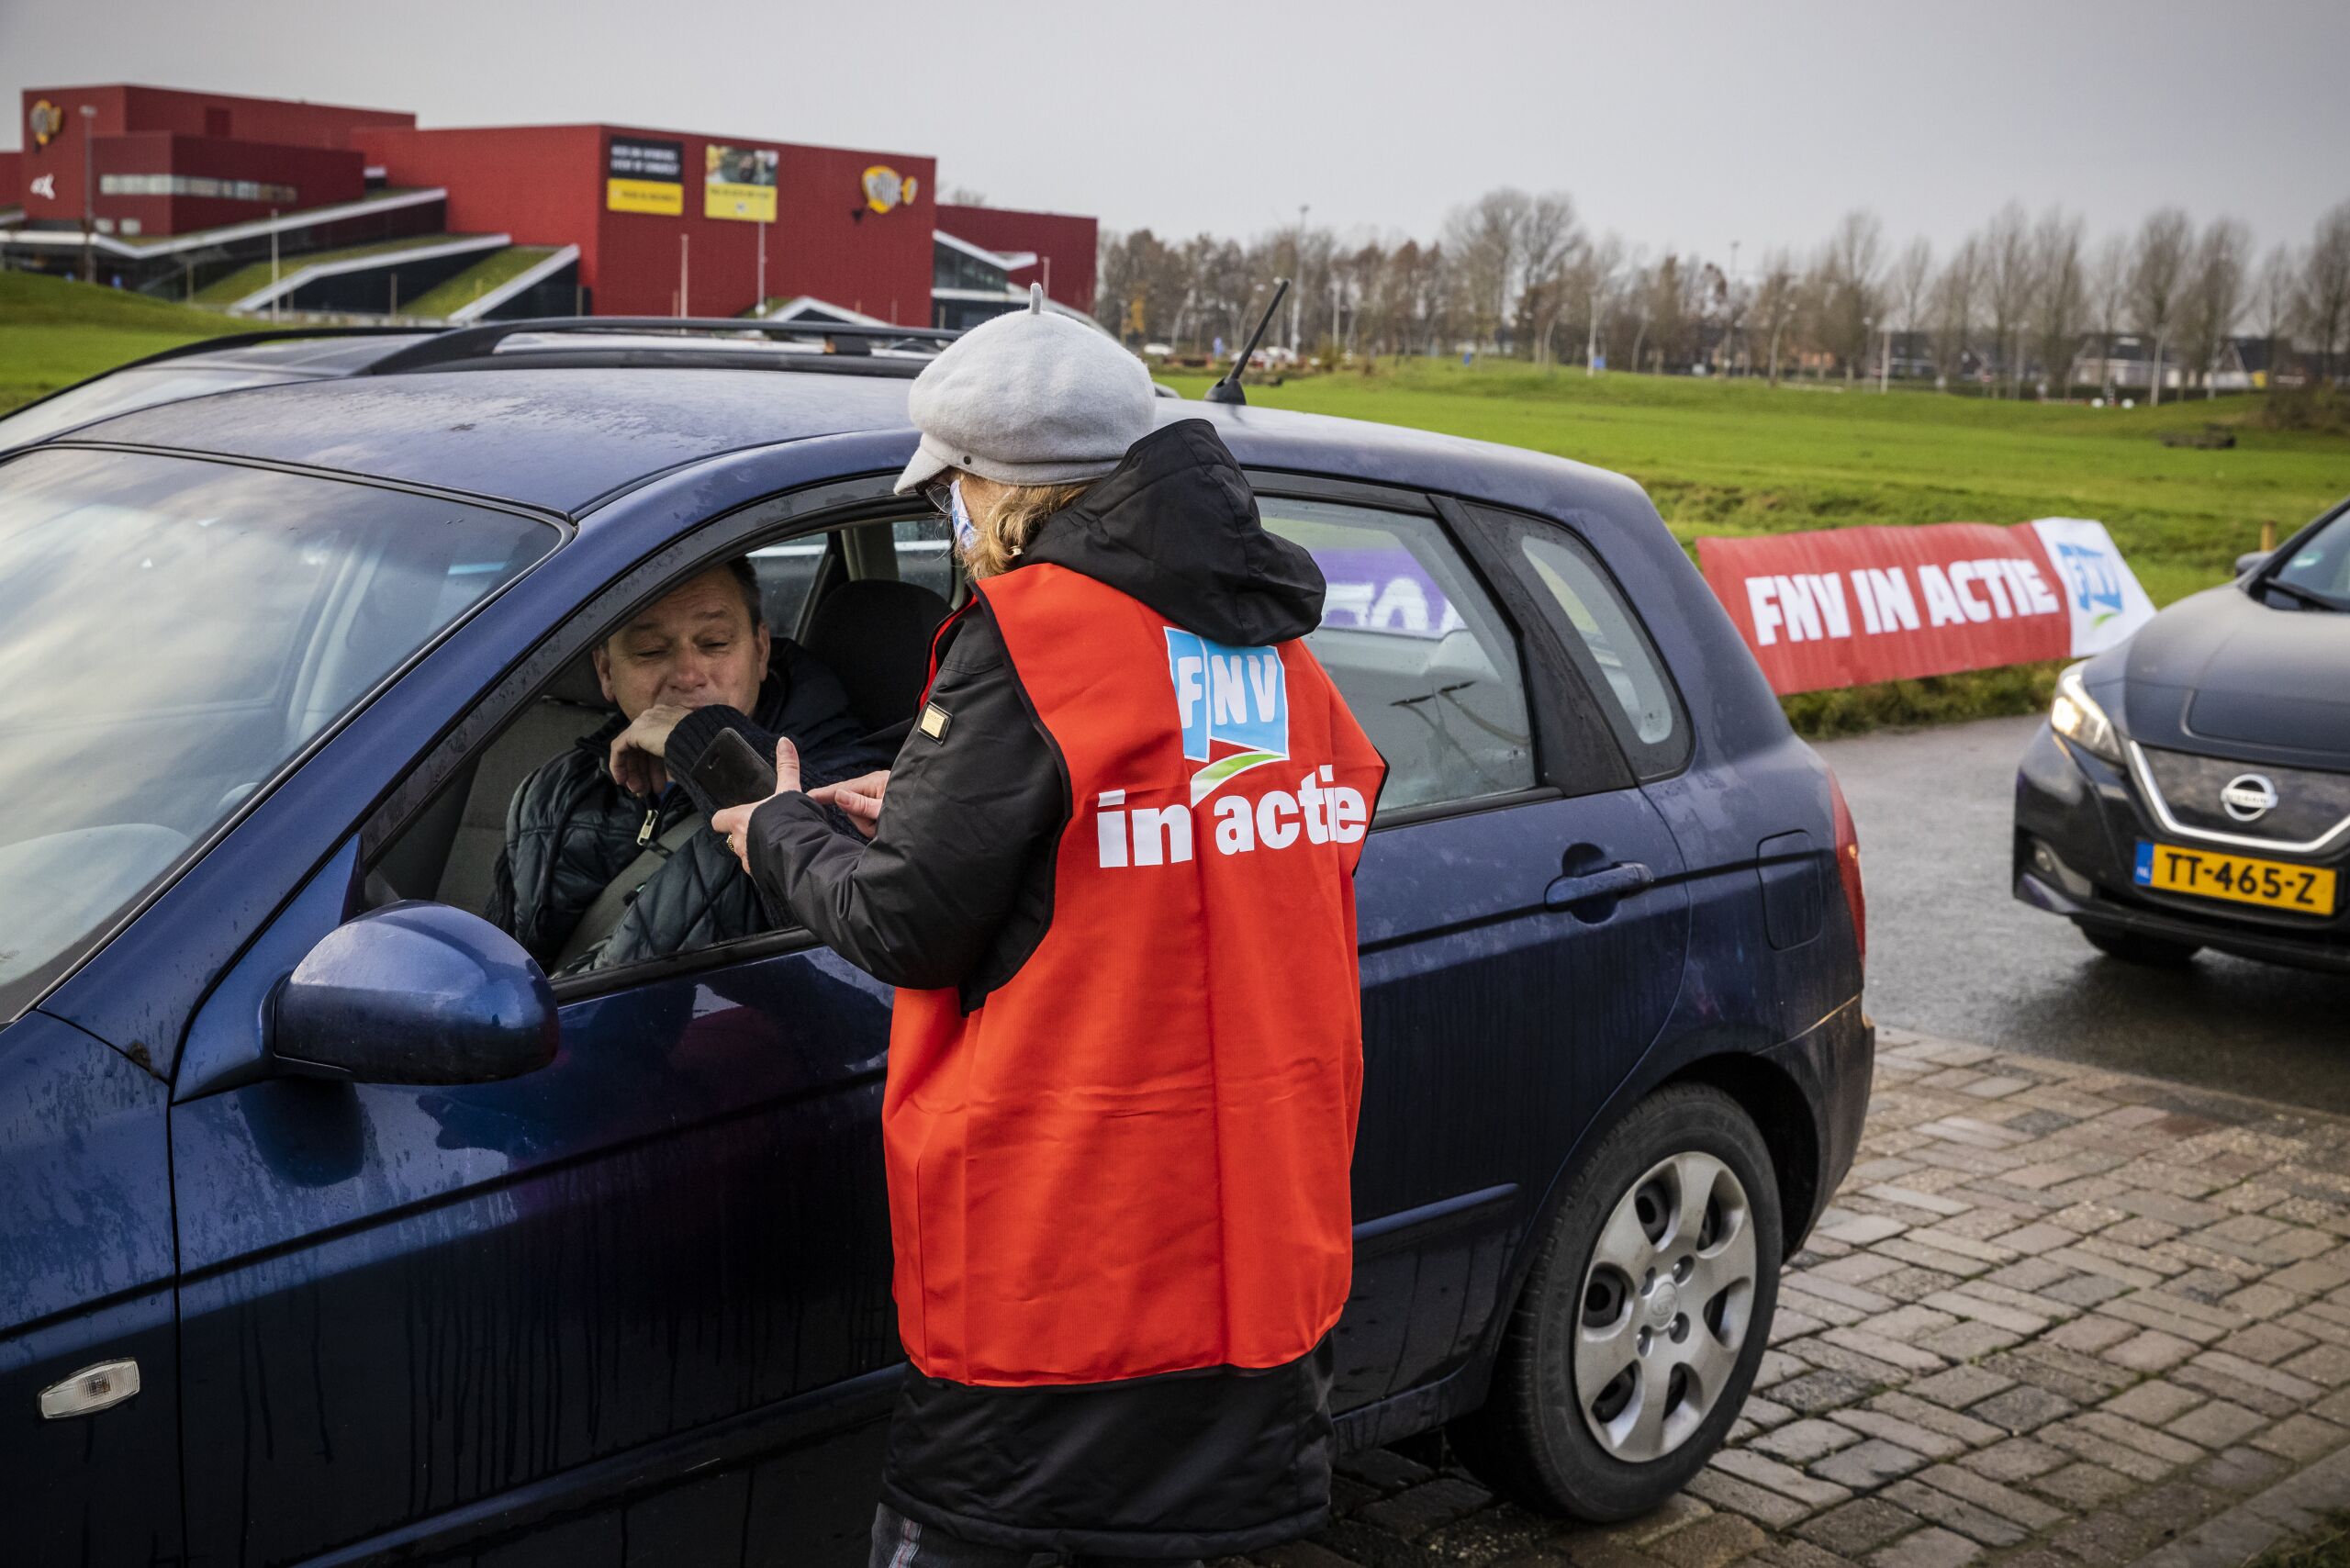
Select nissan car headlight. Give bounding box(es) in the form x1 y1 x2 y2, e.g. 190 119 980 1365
2051 663 2121 762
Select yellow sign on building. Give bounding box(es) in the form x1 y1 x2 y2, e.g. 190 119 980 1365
705 144 778 223
606 136 685 216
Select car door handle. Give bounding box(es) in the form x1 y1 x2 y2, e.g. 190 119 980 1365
1544 861 1654 912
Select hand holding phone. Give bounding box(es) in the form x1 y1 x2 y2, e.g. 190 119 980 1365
685 727 779 809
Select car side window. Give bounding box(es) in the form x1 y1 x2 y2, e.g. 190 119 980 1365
1259 496 1536 813
894 517 957 600
1511 527 1689 778
369 510 942 991
746 537 825 632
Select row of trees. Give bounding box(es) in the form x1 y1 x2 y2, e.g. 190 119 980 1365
1094 193 2350 402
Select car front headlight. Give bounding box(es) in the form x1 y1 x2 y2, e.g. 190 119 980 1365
2051 663 2121 762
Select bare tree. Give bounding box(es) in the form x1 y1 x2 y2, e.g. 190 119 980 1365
2302 199 2350 386
1815 209 1886 382
2252 242 2299 387
2086 233 2130 398
1929 238 1979 390
2030 208 2087 398
1573 233 1626 372
1442 188 1531 353
1748 249 1800 386
1980 203 2036 398
1889 237 1933 374
2178 218 2250 398
2128 207 2194 407
1515 192 1583 364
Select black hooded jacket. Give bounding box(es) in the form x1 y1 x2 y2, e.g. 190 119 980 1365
748 419 1327 1013
744 420 1349 1559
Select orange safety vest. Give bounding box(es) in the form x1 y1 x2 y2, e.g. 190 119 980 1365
883 563 1387 1388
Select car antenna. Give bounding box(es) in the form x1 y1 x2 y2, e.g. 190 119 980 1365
1203 277 1290 406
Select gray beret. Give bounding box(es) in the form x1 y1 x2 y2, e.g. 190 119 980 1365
893 285 1157 494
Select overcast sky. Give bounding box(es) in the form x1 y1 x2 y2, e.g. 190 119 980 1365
6 0 2346 267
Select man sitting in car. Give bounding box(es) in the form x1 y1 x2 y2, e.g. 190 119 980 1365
487 559 888 973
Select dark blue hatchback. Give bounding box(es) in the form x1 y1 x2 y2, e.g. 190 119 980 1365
0 335 1869 1566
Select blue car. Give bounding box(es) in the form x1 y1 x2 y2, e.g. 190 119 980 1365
0 322 1868 1566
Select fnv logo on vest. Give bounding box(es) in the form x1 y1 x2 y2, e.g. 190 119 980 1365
1094 629 1370 869
1166 629 1288 803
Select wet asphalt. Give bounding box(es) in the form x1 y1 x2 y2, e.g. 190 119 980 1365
1816 713 2350 1116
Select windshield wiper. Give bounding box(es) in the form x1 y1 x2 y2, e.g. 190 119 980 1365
2258 577 2345 613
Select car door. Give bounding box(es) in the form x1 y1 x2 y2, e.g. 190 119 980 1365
169 499 920 1568
1250 483 1692 1417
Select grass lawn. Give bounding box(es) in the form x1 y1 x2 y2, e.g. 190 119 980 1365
0 270 252 414
400 246 559 319
1162 360 2350 734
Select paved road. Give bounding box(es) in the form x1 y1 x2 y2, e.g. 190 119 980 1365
1818 713 2350 1115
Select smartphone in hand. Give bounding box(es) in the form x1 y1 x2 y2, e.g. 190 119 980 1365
685 727 779 809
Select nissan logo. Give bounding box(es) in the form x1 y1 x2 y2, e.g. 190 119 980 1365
2221 773 2278 823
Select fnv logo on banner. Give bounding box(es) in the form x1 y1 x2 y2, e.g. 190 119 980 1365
1696 519 2154 695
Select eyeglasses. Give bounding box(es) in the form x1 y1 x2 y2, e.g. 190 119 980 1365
921 477 956 517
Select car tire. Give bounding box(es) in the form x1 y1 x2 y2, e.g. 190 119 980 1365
2079 924 2199 968
1449 1084 1782 1522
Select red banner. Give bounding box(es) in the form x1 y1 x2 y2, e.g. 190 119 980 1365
1696 523 2077 695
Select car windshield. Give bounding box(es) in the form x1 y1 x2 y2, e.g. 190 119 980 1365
2266 508 2350 610
0 365 308 451
0 447 557 1019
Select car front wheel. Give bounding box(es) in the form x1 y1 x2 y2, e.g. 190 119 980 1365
1451 1083 1782 1520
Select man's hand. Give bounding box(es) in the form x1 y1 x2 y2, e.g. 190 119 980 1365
712 737 802 873
608 701 693 800
809 768 889 839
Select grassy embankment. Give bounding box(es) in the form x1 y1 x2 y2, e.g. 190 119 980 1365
401 246 559 319
191 232 489 308
1163 360 2350 735
0 269 251 413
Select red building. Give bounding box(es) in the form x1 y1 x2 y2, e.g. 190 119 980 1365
14 84 408 239
352 123 934 321
5 84 1092 330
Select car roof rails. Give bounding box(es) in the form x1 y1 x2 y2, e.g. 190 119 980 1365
84 325 435 375
359 317 961 376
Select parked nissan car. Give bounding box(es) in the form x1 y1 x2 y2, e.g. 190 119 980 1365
2015 497 2350 972
0 321 1869 1566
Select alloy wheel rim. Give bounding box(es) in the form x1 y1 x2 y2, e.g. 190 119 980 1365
1572 1149 1758 1462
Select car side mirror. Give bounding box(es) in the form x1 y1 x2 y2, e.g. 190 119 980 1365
271 902 557 1085
2234 551 2270 577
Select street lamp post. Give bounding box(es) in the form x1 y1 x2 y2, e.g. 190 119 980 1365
269 210 280 321
78 104 97 285
1291 203 1308 353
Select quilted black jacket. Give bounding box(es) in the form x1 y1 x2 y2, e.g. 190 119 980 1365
485 640 887 973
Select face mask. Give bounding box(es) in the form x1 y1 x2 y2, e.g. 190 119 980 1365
947 477 979 554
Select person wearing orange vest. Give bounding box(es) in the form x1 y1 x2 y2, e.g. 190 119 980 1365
711 290 1384 1565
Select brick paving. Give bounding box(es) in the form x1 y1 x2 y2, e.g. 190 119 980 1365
1212 1027 2350 1568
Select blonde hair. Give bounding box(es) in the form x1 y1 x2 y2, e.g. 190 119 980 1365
959 479 1093 578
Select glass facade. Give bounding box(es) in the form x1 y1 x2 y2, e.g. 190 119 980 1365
100 173 300 204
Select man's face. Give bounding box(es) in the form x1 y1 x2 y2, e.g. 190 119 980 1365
592 568 770 720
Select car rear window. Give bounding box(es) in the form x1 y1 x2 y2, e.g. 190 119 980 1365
1259 496 1536 813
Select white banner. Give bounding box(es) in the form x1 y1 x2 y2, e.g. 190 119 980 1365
2027 518 2157 655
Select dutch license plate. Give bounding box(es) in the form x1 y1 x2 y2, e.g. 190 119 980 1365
2134 841 2338 914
